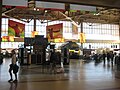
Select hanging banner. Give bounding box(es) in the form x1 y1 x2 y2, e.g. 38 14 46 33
46 23 63 40
72 23 78 39
31 31 39 37
36 1 65 11
2 0 27 7
80 33 86 43
8 20 25 37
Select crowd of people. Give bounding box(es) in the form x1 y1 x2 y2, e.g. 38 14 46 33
2 48 120 83
92 51 120 65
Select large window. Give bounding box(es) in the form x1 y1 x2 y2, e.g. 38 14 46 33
1 18 8 36
82 22 119 49
1 18 46 48
1 18 120 49
83 23 119 40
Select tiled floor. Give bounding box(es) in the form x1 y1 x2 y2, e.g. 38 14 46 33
1 58 120 90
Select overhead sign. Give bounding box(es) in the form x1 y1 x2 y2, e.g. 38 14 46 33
70 4 96 12
35 0 120 8
36 1 65 10
2 0 27 7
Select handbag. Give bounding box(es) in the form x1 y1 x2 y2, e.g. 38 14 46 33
13 64 19 74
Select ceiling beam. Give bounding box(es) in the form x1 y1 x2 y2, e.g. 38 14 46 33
35 0 120 8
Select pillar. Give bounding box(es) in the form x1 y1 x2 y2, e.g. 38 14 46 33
115 22 120 78
34 18 36 31
119 21 120 48
80 22 83 55
0 0 2 52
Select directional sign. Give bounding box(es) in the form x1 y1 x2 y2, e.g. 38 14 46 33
36 1 65 10
70 4 96 12
2 0 27 7
35 0 120 8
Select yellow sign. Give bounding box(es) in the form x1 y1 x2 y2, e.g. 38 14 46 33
31 31 39 37
54 38 64 43
2 36 14 42
80 33 86 43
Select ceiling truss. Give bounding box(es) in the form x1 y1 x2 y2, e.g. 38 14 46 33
2 0 120 24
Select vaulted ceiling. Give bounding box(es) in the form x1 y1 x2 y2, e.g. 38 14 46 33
2 0 120 24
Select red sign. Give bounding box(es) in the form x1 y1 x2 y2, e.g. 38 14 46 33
46 23 63 39
8 20 25 37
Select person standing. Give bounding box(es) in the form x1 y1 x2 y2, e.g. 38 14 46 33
114 52 118 65
8 50 19 83
110 51 114 64
50 49 58 73
106 52 110 63
102 52 106 64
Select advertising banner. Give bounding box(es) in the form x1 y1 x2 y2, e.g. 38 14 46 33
8 20 25 37
46 23 63 40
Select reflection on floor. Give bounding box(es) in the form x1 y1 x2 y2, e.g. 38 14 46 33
0 58 120 90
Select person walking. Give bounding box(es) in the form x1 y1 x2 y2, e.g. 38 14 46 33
50 49 58 73
8 50 19 83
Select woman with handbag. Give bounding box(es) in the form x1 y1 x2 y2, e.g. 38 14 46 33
8 49 19 83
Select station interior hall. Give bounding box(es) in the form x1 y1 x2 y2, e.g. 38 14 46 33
1 0 120 90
